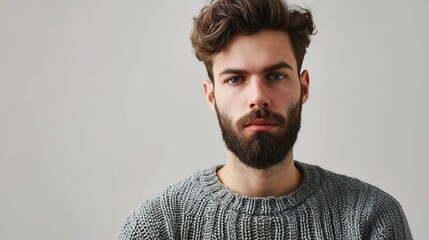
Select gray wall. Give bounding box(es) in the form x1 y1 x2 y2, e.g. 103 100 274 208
1 0 427 239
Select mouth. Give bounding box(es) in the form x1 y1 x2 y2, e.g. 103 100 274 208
244 118 278 131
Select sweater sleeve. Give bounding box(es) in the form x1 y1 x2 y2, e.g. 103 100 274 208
364 192 413 240
117 202 162 240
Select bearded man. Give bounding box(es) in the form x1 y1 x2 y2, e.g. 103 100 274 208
118 0 412 239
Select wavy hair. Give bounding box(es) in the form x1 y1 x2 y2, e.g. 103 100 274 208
191 0 316 82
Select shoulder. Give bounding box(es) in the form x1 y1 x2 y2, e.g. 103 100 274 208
300 161 398 201
300 162 412 239
118 168 212 239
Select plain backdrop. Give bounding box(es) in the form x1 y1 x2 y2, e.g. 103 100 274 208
1 0 427 239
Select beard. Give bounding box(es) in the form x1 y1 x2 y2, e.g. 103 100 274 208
215 100 302 170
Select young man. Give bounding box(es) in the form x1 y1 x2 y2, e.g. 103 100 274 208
119 0 412 239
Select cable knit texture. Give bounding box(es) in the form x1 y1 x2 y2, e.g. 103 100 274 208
118 161 412 239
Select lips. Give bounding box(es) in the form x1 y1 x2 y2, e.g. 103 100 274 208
244 118 278 131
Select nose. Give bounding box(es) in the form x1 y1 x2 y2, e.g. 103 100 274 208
247 79 270 109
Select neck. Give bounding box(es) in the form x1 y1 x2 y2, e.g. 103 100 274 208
216 150 303 197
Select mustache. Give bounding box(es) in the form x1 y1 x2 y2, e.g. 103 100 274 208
236 108 286 129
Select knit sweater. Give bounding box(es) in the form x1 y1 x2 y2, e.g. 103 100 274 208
118 161 412 239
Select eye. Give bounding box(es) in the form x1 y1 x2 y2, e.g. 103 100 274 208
269 73 285 81
227 77 242 85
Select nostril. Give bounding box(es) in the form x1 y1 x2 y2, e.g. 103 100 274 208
249 102 269 109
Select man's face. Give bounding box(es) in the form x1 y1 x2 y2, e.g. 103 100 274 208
204 30 309 169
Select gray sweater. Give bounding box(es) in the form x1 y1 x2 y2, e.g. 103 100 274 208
118 161 412 239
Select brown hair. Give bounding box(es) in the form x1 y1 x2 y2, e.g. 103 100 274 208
191 0 316 82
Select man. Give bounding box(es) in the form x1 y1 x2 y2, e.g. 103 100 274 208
119 0 412 239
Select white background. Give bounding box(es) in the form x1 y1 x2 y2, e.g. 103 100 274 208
1 0 427 239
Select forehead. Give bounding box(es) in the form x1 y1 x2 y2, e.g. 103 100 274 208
212 30 297 79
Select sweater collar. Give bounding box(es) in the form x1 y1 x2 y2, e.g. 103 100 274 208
198 161 320 215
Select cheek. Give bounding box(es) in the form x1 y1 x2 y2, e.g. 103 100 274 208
216 103 239 124
271 89 299 110
214 89 245 118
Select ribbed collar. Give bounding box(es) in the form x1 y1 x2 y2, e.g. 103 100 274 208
197 161 320 215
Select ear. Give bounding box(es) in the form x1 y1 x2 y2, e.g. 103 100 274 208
299 70 310 104
203 80 216 112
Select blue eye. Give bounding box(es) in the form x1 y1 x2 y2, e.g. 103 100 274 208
228 77 241 84
270 74 285 81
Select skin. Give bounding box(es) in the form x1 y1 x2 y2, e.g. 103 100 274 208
203 30 310 197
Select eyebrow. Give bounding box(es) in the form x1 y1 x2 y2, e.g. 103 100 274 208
218 61 293 78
